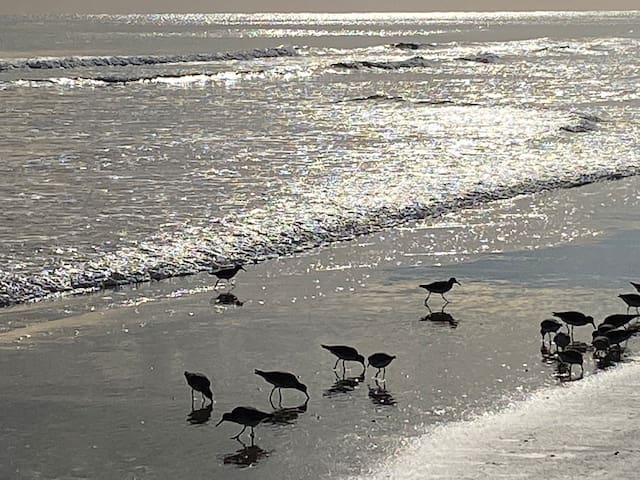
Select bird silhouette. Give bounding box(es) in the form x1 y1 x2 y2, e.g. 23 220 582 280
184 371 213 406
254 370 309 406
552 311 595 341
216 406 272 442
211 264 245 288
321 344 366 373
367 352 396 379
557 349 584 380
420 277 460 304
619 294 640 314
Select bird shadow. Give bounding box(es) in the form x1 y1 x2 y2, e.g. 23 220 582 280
419 304 458 328
323 371 365 397
222 439 270 468
210 292 244 307
187 403 213 425
368 379 397 406
265 400 309 425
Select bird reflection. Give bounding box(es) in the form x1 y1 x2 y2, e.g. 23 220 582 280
211 292 244 307
266 400 309 425
323 371 365 397
368 379 396 406
187 403 213 425
223 441 269 468
420 304 458 327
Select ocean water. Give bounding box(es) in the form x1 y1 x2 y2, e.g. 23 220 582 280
2 11 640 480
1 11 640 306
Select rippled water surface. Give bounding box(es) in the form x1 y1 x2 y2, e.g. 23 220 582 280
1 11 639 305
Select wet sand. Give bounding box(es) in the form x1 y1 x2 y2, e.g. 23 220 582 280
2 176 640 479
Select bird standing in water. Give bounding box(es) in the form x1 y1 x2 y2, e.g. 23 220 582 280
254 369 309 406
420 277 460 304
321 344 366 373
367 352 396 379
184 371 214 406
216 406 272 443
211 264 245 288
552 311 595 342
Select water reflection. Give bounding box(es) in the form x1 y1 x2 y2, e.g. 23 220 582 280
211 292 244 306
223 440 269 468
267 400 309 425
419 304 458 327
187 403 213 425
368 379 396 406
323 371 365 397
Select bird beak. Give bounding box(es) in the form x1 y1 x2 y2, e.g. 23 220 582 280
240 266 246 271
215 419 224 427
456 280 461 285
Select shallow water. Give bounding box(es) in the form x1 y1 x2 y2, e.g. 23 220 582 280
3 176 640 479
1 12 640 305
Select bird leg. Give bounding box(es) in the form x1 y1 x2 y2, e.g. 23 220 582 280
441 293 448 302
214 279 220 288
424 292 431 304
374 368 380 378
269 386 276 404
231 426 247 440
333 358 340 370
382 368 386 380
278 388 282 406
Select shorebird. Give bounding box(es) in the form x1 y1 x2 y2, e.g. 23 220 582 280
211 264 245 288
367 353 396 379
553 331 571 351
591 335 611 359
557 349 584 380
552 311 595 341
321 344 366 373
419 277 460 304
601 325 640 348
619 294 640 314
184 371 213 405
254 370 309 405
216 406 272 442
601 313 638 329
540 319 563 348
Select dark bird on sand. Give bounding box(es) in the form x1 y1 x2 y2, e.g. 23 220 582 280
600 325 640 347
592 335 611 358
540 319 563 347
184 371 213 405
322 344 366 372
367 353 396 379
254 370 309 405
216 406 272 442
557 349 584 380
211 264 245 288
601 313 638 329
619 294 640 314
420 277 460 304
552 311 595 341
553 331 571 351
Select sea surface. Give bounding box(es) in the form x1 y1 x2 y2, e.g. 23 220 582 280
2 11 640 480
1 11 640 306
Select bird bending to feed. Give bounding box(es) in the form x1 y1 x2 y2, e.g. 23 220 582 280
254 370 309 405
557 349 584 380
216 406 272 442
552 311 595 341
601 313 638 330
420 277 460 304
540 319 563 348
553 331 571 352
184 371 213 405
211 264 245 288
367 353 396 379
619 294 640 314
321 344 366 373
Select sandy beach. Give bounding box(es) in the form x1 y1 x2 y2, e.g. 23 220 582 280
2 176 640 479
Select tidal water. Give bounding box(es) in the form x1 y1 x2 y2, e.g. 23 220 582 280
1 11 640 306
2 11 640 480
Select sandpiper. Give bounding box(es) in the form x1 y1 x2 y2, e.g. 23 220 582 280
322 344 366 373
552 311 595 341
419 277 460 304
211 264 245 288
184 371 213 405
619 294 640 314
216 406 272 442
557 349 584 380
601 313 638 329
540 319 563 348
254 370 309 405
367 353 396 379
553 331 571 351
